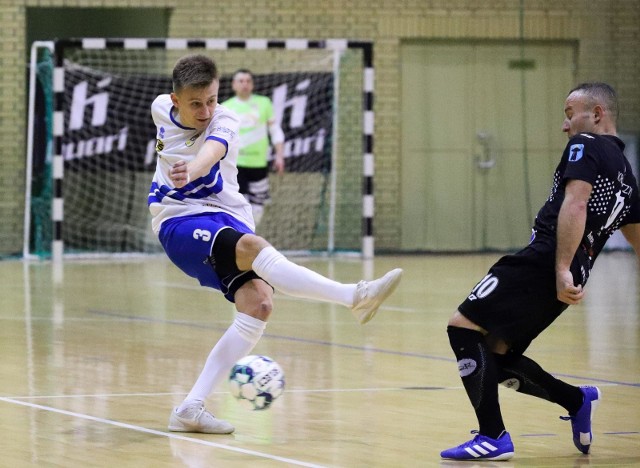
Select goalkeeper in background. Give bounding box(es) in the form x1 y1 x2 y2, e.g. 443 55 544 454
148 54 403 434
222 69 285 226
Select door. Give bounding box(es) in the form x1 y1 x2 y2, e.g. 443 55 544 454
400 41 575 251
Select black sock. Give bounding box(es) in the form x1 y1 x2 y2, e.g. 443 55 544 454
447 326 505 439
494 352 583 414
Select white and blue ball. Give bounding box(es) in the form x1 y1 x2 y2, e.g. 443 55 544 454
228 355 285 410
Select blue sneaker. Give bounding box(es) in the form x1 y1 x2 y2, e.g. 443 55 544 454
441 431 514 461
560 385 601 454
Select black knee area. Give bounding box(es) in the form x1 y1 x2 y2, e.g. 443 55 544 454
209 228 260 301
493 350 520 369
210 228 245 276
493 351 521 388
447 326 484 355
447 326 487 377
493 352 557 402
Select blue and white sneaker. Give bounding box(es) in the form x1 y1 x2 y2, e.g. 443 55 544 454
560 385 601 454
441 431 514 461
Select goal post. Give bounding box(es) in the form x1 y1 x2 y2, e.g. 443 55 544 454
24 40 55 260
26 38 375 260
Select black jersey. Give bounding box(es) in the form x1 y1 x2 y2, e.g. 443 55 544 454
533 133 640 265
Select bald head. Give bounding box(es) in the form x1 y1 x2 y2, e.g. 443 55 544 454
563 82 618 138
568 82 618 124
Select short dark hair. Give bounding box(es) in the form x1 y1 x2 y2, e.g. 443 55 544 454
231 68 254 81
569 82 619 122
172 55 218 93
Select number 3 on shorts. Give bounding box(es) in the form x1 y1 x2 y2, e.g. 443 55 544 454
193 229 212 241
468 273 499 301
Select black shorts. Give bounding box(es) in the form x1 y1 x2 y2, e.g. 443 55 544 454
458 239 589 354
237 166 270 205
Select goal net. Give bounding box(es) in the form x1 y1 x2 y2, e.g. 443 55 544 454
26 39 370 258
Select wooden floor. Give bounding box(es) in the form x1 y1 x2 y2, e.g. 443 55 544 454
1 252 639 467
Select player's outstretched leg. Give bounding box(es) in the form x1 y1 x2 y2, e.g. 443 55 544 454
351 268 403 324
492 353 601 454
251 246 403 324
560 386 601 454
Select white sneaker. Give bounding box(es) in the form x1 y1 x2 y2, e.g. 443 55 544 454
168 404 235 434
351 268 403 324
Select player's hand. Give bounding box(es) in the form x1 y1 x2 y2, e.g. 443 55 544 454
273 156 285 175
169 160 190 188
556 269 584 304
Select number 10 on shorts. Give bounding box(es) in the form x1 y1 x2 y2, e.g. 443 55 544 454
468 273 499 301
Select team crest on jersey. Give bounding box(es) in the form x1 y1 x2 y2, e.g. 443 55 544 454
569 144 584 162
185 134 198 147
155 139 164 151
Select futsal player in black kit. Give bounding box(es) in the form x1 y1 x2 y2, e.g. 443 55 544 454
441 82 640 461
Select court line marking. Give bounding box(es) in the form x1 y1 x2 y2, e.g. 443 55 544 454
85 308 640 388
4 395 636 448
6 386 462 400
552 372 640 387
88 308 457 363
0 396 326 468
10 382 625 402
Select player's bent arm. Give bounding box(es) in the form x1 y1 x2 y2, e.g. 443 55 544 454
620 223 640 258
170 139 227 188
556 179 592 271
555 179 592 304
188 139 227 179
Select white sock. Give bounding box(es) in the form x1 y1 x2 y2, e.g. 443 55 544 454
252 246 356 306
178 312 266 412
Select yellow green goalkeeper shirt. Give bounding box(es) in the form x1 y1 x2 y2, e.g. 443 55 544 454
221 94 274 168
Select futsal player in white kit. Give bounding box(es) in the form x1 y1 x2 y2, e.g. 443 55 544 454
148 54 403 434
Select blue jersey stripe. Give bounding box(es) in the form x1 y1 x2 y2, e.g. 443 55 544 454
169 106 195 130
148 162 224 206
206 135 229 159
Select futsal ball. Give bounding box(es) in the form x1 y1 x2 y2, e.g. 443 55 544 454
228 355 285 410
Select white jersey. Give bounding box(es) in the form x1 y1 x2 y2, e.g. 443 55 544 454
148 94 254 234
